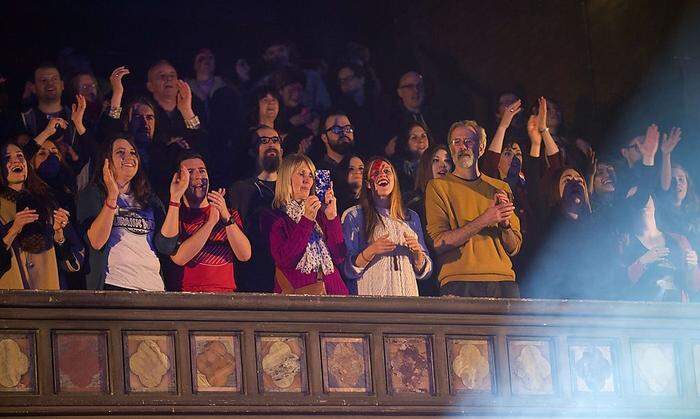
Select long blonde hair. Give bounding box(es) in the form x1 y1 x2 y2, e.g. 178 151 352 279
272 153 317 209
360 158 407 240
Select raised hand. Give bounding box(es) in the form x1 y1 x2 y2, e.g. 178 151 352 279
639 124 660 164
109 66 130 99
208 188 231 222
176 80 195 119
303 195 322 221
10 208 39 235
661 127 682 155
498 99 522 129
52 208 70 236
536 97 548 131
41 117 69 138
71 94 87 134
323 185 337 220
527 114 542 146
103 159 119 201
169 165 190 202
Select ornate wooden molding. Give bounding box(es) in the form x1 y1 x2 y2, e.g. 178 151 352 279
1 291 699 417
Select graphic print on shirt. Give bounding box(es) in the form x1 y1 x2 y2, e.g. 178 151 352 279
113 207 156 235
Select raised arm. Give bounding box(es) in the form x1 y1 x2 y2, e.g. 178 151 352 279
660 127 681 191
109 66 130 114
489 99 522 154
85 160 120 250
537 97 560 157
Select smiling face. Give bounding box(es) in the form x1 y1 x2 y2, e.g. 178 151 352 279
431 149 451 179
672 167 688 202
147 62 178 100
449 125 480 169
3 144 28 187
182 157 208 204
593 162 616 194
34 67 63 102
407 125 429 158
291 162 315 201
110 138 139 184
367 160 395 199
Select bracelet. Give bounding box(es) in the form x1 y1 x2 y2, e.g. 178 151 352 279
104 200 118 210
184 115 200 129
54 236 66 245
358 250 370 264
538 127 549 133
108 106 122 119
169 201 181 208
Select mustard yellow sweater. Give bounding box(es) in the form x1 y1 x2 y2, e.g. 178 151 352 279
425 173 522 285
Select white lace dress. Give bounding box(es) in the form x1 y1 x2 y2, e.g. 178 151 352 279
341 206 432 296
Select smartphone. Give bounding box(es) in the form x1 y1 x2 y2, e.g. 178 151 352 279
315 170 331 202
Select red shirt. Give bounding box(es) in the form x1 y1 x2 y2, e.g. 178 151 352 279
179 205 241 292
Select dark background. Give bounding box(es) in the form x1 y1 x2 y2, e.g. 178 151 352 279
2 0 700 164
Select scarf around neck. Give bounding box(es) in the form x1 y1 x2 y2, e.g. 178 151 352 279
283 200 335 276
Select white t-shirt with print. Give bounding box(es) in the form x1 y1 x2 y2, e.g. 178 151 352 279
104 193 163 291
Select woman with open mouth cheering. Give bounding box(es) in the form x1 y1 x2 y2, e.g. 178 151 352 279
0 142 84 289
342 158 432 296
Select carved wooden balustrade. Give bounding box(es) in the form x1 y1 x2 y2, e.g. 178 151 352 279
1 290 700 418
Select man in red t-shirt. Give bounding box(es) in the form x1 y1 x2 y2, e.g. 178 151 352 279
170 152 251 292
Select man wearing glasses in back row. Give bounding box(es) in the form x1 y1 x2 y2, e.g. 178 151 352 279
317 111 356 183
228 125 283 293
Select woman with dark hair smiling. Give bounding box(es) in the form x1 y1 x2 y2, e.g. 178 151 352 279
0 142 83 289
342 158 431 296
392 121 431 192
76 134 186 290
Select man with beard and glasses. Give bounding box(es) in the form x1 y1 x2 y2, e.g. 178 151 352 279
228 125 283 292
425 120 522 298
168 152 251 292
317 111 355 185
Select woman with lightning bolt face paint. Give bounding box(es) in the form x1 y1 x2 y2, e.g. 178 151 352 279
341 158 433 296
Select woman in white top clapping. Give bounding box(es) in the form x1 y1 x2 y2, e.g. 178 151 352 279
341 157 431 296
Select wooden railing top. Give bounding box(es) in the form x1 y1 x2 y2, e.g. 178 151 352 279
2 290 699 319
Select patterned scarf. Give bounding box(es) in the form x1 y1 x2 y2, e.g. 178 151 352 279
283 200 335 275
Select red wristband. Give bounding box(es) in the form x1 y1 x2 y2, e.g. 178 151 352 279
104 200 117 210
169 201 181 208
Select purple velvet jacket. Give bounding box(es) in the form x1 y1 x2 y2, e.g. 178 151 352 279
263 209 348 295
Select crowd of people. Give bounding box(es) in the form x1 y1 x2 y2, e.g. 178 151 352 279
0 40 698 302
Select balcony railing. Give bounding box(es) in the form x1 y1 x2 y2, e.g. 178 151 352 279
1 290 700 417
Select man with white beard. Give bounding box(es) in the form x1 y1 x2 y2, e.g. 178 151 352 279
425 119 522 297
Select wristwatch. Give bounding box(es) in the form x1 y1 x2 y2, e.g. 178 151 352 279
538 127 549 133
224 214 236 226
